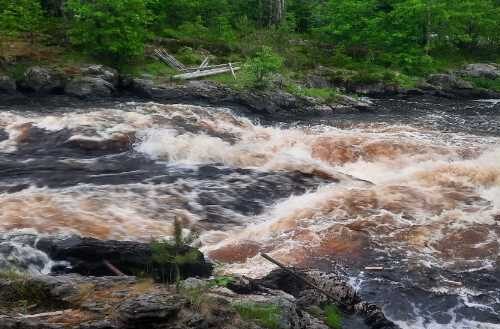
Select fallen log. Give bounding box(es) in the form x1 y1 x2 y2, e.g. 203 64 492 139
103 260 126 276
260 253 339 303
173 66 241 80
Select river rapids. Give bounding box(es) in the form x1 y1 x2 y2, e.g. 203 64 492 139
0 97 499 328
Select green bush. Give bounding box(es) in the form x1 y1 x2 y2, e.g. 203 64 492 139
150 218 199 286
244 46 284 89
234 302 282 329
465 76 500 92
324 304 342 329
0 0 43 42
66 0 149 62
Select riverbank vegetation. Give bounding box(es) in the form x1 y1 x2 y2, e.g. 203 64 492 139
1 0 499 90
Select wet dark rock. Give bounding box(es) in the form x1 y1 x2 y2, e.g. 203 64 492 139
36 235 213 280
65 77 115 98
0 129 7 142
0 75 17 94
124 79 332 117
18 66 65 94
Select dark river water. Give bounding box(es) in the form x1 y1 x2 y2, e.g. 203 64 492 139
0 97 499 328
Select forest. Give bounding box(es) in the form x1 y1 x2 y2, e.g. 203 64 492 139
1 0 500 89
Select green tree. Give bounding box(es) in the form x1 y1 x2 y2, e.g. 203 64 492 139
0 0 43 43
66 0 149 62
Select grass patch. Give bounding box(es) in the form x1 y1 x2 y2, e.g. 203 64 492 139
324 304 342 329
0 270 58 312
234 302 282 329
464 77 500 92
121 60 178 80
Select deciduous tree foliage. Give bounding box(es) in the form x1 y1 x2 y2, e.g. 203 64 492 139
66 0 148 61
1 0 498 72
0 0 43 42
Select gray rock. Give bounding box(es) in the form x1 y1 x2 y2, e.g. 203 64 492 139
20 66 64 94
181 277 207 290
0 75 17 94
349 82 401 96
460 63 500 79
80 65 119 86
427 74 473 90
117 292 187 324
65 77 114 98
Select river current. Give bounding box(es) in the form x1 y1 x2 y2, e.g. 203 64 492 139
0 97 499 328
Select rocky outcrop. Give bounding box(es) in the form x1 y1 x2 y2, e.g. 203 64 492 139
18 66 65 94
65 76 115 98
423 72 500 98
117 293 188 326
80 64 119 86
123 78 332 117
459 63 500 79
64 64 120 98
0 274 263 329
36 235 213 280
426 73 473 90
251 269 399 329
0 267 399 329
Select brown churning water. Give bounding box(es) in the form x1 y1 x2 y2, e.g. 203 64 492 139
0 100 499 328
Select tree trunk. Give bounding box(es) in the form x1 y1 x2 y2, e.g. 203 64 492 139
266 0 285 26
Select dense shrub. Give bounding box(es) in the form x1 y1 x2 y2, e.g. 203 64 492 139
66 0 149 62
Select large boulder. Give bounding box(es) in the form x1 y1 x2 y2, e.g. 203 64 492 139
117 293 187 326
36 235 213 281
80 64 119 86
459 63 500 79
0 75 17 94
65 76 115 98
19 66 65 94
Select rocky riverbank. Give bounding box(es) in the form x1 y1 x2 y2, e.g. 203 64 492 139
0 235 398 329
1 63 499 119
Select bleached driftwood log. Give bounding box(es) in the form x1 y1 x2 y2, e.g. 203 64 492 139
173 66 241 80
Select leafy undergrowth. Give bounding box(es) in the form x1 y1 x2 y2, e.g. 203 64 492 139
324 304 343 329
234 303 282 329
0 270 67 315
465 76 500 92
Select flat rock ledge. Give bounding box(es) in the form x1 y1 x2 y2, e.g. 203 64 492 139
0 235 399 329
0 268 399 329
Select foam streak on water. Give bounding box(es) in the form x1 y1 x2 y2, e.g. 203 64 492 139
0 100 499 328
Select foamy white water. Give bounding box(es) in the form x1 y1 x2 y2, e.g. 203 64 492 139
0 100 499 328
